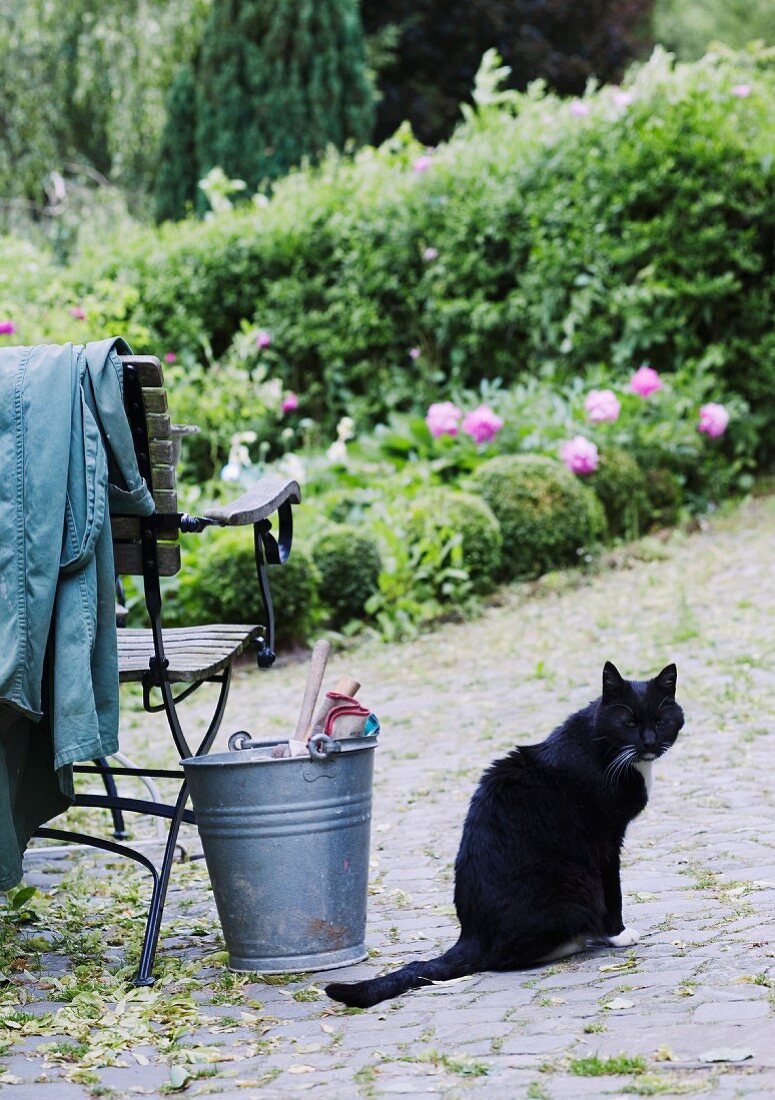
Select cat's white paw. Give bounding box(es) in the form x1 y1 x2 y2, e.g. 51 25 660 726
606 927 640 948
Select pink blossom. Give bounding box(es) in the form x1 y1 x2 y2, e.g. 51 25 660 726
0 319 16 335
281 392 299 413
613 89 633 107
584 389 621 423
70 306 87 320
414 154 433 174
409 347 421 360
462 404 504 444
164 352 177 363
426 401 462 438
256 329 272 349
630 365 663 397
571 100 590 118
423 246 438 261
698 402 730 438
731 84 751 98
560 435 599 475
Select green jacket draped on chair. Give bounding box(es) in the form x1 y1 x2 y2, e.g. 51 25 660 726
0 338 155 889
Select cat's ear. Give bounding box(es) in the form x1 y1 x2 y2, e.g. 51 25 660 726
602 661 627 701
654 663 677 697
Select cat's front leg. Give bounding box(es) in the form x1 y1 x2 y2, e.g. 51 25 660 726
600 848 639 946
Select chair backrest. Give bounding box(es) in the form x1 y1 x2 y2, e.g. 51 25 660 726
110 354 182 578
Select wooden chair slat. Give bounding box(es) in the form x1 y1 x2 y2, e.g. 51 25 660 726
113 542 181 577
145 413 171 440
140 389 168 414
117 625 261 683
131 357 164 386
151 465 175 490
111 515 179 540
152 489 177 513
150 440 173 465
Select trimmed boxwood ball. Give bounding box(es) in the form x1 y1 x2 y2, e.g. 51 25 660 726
644 467 683 529
588 448 650 539
311 524 382 627
181 528 318 648
407 488 502 593
471 454 606 580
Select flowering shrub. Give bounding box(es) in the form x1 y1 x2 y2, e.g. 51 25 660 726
462 404 504 444
560 435 599 475
698 403 730 438
630 366 663 398
426 401 462 438
584 389 620 423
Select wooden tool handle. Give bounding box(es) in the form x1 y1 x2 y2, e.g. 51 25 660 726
293 639 331 740
332 675 361 698
308 674 363 739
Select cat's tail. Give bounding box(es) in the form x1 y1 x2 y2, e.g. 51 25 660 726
325 939 482 1009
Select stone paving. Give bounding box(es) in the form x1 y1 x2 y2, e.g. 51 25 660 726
2 495 775 1098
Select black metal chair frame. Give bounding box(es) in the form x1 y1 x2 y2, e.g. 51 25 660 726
33 359 296 986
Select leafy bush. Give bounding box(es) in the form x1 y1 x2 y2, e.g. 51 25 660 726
406 488 502 592
48 46 773 463
311 524 382 627
643 466 683 528
471 455 607 579
588 447 652 538
177 528 318 648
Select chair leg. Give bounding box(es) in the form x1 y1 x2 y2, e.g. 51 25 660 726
93 758 129 840
133 782 190 986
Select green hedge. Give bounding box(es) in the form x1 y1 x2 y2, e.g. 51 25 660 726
43 47 773 463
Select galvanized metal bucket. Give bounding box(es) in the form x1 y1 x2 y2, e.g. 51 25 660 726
181 732 377 973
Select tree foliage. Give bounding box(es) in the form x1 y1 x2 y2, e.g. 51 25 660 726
653 0 774 60
0 0 209 238
155 0 375 221
361 0 655 144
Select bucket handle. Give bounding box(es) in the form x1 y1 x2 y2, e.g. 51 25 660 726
307 733 342 760
227 730 341 760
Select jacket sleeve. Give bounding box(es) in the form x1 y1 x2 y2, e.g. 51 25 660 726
83 338 156 516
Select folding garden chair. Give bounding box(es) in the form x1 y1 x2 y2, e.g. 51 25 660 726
33 354 300 985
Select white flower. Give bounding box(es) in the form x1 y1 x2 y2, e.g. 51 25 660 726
336 416 355 442
327 440 348 464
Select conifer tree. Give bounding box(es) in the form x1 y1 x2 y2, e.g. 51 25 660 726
153 65 199 223
155 0 374 221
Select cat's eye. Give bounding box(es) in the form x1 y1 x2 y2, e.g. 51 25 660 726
624 718 638 729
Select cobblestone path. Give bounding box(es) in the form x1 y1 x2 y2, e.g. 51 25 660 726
3 495 775 1098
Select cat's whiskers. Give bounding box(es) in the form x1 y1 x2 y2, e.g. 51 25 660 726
605 746 638 788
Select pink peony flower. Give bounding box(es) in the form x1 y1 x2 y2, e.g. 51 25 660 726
281 392 299 413
423 246 439 261
630 365 663 397
256 329 272 349
414 154 433 174
560 435 599 475
584 389 621 423
409 347 421 360
426 401 462 438
0 319 16 335
164 352 177 363
571 100 590 118
698 402 730 438
462 404 504 444
70 306 87 320
731 84 751 98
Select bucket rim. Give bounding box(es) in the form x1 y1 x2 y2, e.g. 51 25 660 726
180 736 378 769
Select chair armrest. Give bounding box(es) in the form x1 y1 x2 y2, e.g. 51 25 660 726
203 476 301 526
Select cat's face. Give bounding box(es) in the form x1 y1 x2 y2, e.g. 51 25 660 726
596 662 684 762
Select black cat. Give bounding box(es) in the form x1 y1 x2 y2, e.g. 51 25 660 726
326 661 683 1009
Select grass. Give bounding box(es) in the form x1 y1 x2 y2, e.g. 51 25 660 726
568 1053 647 1076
